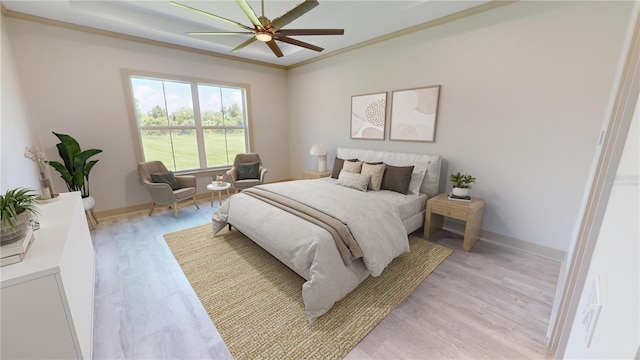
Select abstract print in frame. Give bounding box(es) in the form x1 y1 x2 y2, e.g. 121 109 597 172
350 92 387 140
390 85 440 142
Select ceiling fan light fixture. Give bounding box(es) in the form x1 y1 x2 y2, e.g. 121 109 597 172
255 32 272 42
175 0 343 58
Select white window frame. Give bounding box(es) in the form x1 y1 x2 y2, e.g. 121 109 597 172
121 69 253 173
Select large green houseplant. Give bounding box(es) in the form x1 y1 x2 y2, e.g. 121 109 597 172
48 132 102 199
0 188 39 244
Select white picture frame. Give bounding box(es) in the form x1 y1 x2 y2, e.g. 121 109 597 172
350 92 387 140
389 85 440 142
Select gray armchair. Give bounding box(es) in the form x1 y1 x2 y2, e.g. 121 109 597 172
137 160 199 218
226 153 268 191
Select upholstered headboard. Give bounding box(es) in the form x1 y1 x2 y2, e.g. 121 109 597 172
336 148 442 198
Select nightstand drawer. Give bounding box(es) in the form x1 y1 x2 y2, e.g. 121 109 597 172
431 203 468 221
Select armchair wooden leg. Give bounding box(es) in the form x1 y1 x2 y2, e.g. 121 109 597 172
148 203 156 216
193 197 199 210
173 202 178 218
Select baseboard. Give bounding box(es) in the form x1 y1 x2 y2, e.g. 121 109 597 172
443 219 565 261
94 192 212 220
93 178 293 220
94 203 150 219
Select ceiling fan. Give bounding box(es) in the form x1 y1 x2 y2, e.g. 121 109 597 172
170 0 344 58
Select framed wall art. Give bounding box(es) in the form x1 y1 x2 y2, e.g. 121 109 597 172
350 92 387 140
389 85 440 142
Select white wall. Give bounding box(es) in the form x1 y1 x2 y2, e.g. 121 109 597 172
5 17 289 213
0 13 41 193
563 93 639 358
287 1 635 252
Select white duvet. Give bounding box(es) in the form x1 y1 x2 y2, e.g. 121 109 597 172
211 179 410 323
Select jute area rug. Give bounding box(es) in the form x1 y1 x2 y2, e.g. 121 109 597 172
164 224 452 360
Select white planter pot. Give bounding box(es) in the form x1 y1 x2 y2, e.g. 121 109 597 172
82 196 95 211
451 187 469 197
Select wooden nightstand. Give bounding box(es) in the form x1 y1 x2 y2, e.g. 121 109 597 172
303 170 332 179
424 192 486 252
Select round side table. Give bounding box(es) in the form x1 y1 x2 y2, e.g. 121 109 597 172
207 182 231 207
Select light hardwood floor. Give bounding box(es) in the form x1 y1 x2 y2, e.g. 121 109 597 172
92 199 559 359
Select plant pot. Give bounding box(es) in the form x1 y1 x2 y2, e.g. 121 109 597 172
82 196 96 211
1 211 31 245
451 187 469 197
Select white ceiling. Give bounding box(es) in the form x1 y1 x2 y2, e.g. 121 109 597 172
2 0 491 67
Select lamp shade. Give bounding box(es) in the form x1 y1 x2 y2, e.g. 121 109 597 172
310 144 327 156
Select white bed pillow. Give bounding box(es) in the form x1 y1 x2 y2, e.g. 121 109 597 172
408 169 427 195
336 170 370 192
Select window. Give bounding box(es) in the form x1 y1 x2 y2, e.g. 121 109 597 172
126 72 250 172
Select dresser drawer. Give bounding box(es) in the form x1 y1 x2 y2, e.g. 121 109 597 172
431 203 468 221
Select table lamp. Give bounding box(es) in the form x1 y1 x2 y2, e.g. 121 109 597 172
310 144 328 172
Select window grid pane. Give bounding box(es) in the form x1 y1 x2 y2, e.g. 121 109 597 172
170 130 199 171
204 129 247 167
140 130 175 170
163 81 195 127
131 77 170 127
203 130 229 167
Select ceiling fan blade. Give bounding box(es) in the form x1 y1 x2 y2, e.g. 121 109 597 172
275 35 323 52
266 40 284 58
232 37 258 52
188 32 255 36
277 29 344 36
170 1 254 32
270 0 319 31
235 0 263 29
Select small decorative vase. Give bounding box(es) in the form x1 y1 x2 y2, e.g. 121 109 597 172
39 178 55 199
452 187 469 197
216 174 225 186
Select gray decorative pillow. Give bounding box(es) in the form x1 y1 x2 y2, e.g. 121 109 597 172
336 170 371 192
237 162 260 180
361 162 385 191
342 160 363 173
151 171 180 190
381 164 414 195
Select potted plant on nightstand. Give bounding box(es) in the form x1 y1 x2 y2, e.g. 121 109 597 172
1 188 39 245
450 172 476 197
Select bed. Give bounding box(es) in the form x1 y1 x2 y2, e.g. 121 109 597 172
211 147 441 323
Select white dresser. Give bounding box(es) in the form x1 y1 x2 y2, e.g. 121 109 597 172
1 192 95 359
